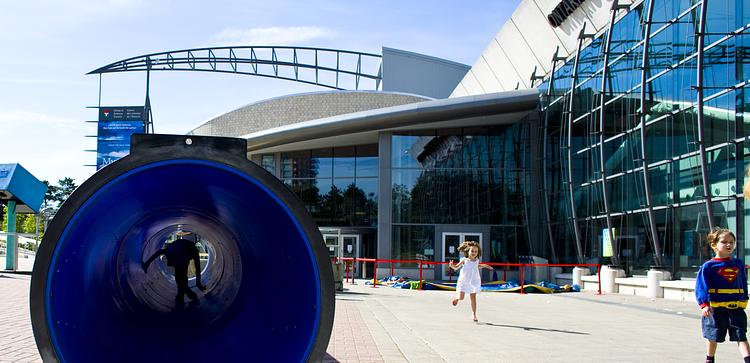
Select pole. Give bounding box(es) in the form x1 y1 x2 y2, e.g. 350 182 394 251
5 201 17 270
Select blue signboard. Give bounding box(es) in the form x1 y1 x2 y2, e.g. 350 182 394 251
96 106 144 170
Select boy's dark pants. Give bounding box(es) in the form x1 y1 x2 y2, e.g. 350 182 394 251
702 307 748 342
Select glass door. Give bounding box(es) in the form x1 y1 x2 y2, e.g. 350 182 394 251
442 232 482 280
323 234 339 260
323 233 360 275
341 235 360 276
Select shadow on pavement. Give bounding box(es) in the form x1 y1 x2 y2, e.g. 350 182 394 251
480 322 589 335
322 353 339 362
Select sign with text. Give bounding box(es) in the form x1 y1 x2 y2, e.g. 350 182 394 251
602 228 616 258
96 106 144 170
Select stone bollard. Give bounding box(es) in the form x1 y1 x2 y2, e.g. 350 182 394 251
647 269 671 298
601 265 626 293
572 266 590 288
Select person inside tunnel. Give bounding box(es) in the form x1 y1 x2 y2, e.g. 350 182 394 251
142 229 207 307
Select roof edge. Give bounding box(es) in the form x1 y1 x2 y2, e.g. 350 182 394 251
244 88 540 152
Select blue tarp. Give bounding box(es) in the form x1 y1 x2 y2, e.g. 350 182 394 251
366 275 580 293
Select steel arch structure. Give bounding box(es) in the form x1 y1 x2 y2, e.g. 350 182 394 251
88 46 383 91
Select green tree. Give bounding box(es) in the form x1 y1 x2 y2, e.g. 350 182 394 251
2 177 78 241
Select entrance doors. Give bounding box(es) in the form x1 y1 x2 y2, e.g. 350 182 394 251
441 232 481 280
323 232 360 275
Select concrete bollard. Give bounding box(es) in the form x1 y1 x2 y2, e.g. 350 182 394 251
572 266 590 288
647 269 671 298
601 265 626 293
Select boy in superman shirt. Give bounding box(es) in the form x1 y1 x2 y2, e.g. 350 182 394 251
696 227 750 363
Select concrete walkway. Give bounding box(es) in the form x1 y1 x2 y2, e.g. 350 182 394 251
1 274 747 362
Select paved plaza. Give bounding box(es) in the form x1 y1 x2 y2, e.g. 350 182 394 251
1 269 748 362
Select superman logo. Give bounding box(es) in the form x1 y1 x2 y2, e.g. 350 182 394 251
719 267 739 283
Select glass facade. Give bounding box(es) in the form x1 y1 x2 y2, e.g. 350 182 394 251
261 144 378 227
538 0 749 277
390 125 531 263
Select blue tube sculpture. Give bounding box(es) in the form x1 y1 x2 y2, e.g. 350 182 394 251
30 134 334 362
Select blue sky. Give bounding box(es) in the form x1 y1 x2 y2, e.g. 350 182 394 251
0 0 520 185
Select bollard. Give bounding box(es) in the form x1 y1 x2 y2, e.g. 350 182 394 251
572 266 590 289
647 268 671 298
30 135 334 363
601 265 625 293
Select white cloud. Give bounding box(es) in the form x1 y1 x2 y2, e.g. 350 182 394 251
106 151 130 158
0 110 84 131
212 26 337 46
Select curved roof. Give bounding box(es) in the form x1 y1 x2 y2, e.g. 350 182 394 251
243 89 540 152
189 90 430 137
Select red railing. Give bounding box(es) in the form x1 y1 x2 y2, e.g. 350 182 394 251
333 257 601 294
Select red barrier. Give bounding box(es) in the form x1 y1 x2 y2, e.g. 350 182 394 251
356 258 377 288
334 257 356 284
333 257 601 295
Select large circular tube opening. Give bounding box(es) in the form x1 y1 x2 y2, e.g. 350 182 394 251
35 159 330 362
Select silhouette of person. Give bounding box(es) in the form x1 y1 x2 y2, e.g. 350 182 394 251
142 230 206 306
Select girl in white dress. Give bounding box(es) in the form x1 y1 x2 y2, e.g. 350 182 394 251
448 241 494 322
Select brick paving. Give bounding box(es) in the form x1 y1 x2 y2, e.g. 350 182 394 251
0 274 40 363
324 296 385 362
0 272 384 363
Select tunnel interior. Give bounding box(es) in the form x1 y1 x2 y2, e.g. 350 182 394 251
44 159 322 362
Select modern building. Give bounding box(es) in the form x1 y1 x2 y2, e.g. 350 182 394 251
191 0 749 281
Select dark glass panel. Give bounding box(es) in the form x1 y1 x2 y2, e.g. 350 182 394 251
333 146 355 178
675 155 705 203
489 226 528 264
281 150 312 178
355 177 378 227
706 145 737 197
572 77 601 120
608 6 644 57
674 203 711 278
606 50 642 96
703 91 737 147
702 38 739 98
647 163 673 206
392 131 435 169
312 148 333 179
651 0 699 25
355 144 378 177
261 154 275 174
648 11 698 69
645 58 697 106
391 225 435 265
552 60 575 98
577 37 605 80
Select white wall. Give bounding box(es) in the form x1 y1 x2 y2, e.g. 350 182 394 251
452 0 616 97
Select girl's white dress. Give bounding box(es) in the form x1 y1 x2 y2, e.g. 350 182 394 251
456 257 482 294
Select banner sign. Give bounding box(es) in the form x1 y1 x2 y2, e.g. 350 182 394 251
602 228 616 258
96 106 144 170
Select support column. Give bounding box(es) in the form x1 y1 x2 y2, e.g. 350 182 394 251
597 1 630 268
566 23 594 264
377 132 392 265
5 200 16 271
541 47 567 263
695 0 715 230
638 0 664 267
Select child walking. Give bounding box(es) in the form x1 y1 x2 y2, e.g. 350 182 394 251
448 241 493 322
695 227 750 363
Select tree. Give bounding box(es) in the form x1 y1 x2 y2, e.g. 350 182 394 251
1 177 79 241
